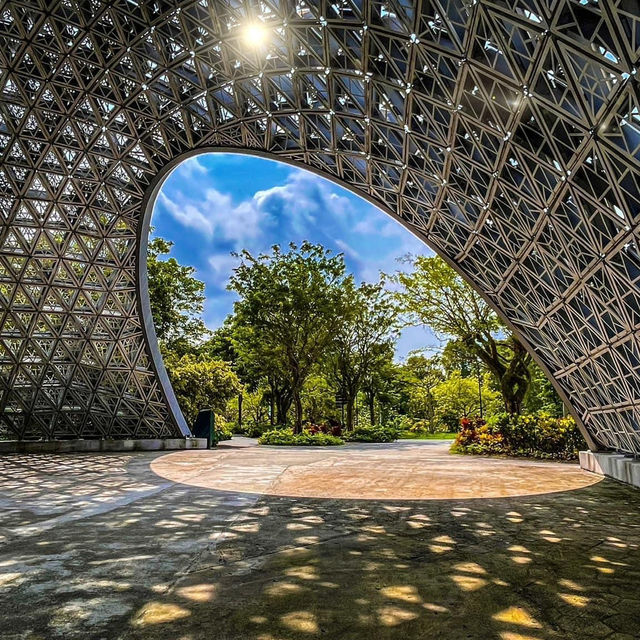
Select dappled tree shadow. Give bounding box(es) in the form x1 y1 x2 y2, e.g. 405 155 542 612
0 451 639 640
123 483 640 640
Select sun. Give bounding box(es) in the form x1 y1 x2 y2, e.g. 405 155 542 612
243 22 268 46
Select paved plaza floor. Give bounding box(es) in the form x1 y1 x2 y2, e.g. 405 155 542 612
1 439 639 639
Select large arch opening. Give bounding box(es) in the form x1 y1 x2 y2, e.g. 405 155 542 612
140 150 597 450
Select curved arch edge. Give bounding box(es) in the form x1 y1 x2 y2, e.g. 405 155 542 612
137 158 194 438
137 146 601 451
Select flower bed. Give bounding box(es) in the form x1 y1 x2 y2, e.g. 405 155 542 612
450 413 586 460
258 428 344 446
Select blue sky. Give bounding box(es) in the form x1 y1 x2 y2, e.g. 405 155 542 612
151 153 438 359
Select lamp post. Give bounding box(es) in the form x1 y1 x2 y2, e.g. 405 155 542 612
476 358 484 419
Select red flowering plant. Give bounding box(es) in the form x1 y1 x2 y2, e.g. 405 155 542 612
452 416 503 455
306 422 342 437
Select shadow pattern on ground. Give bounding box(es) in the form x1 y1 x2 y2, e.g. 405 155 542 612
0 452 638 640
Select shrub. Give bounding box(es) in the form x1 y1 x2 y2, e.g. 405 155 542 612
215 424 233 441
495 412 586 458
407 419 433 433
387 415 413 432
165 354 241 426
235 422 273 438
259 428 344 446
451 412 586 460
344 425 399 443
435 410 464 433
451 416 503 455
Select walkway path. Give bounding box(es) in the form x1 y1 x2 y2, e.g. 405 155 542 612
0 439 638 640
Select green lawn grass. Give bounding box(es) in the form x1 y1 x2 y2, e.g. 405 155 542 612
399 431 457 440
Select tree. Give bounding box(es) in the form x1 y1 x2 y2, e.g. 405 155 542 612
400 354 445 427
441 340 476 377
228 242 349 433
200 317 262 429
230 321 294 426
433 371 501 430
200 317 237 364
164 353 241 426
147 237 208 350
393 256 532 414
361 346 404 426
302 373 337 424
329 281 399 429
523 362 565 417
227 387 269 428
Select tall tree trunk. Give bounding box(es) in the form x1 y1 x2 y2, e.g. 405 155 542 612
237 392 243 428
293 391 303 434
345 396 355 430
276 391 290 426
501 375 527 415
503 393 522 415
368 391 375 426
270 392 275 426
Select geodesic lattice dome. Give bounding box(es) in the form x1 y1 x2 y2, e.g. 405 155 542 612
1 1 639 451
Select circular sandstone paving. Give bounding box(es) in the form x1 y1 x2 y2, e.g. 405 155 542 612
151 439 600 500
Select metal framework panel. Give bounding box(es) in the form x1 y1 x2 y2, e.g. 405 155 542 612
0 1 639 452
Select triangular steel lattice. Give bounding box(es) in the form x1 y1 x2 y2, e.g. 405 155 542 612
1 1 640 452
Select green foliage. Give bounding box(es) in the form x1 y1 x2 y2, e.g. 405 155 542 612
400 354 444 428
259 428 344 446
329 280 399 429
361 346 404 426
164 353 241 426
229 242 350 431
344 425 399 443
384 414 413 432
405 418 438 434
145 235 572 458
441 339 478 377
302 374 338 424
392 255 499 340
451 417 504 455
147 237 208 348
234 421 273 438
492 412 586 458
392 255 533 414
226 388 269 429
432 371 501 429
523 363 565 416
400 430 458 440
451 413 586 460
215 418 233 441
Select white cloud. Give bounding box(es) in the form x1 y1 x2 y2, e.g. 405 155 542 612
334 238 361 260
154 155 442 355
207 252 242 287
158 187 267 243
174 156 207 178
158 191 214 237
353 216 402 237
251 171 354 235
159 168 360 245
204 189 265 242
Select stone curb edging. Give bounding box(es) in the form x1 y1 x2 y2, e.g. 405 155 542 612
0 437 208 454
580 450 640 489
